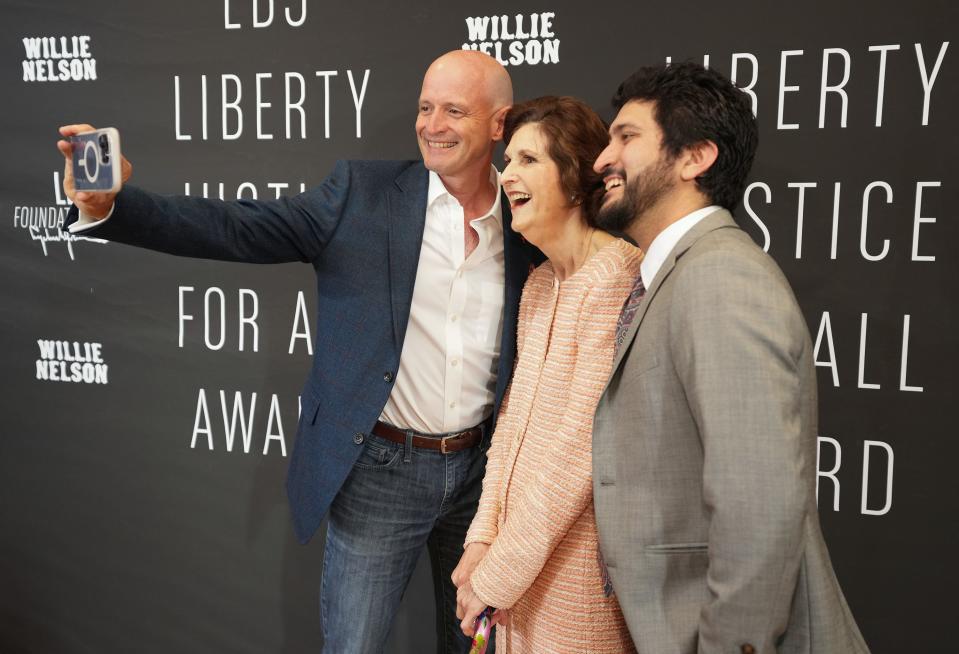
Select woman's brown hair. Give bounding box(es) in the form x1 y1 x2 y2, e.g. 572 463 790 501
503 96 609 225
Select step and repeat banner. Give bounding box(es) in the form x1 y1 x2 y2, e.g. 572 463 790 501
1 0 954 651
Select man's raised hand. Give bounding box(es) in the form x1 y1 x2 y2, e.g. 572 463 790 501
57 124 132 220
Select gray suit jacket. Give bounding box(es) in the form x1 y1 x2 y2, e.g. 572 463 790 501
593 210 870 654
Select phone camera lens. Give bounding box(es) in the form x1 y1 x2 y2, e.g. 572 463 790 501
98 134 110 151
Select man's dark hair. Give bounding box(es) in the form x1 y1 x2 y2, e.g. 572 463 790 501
612 62 758 211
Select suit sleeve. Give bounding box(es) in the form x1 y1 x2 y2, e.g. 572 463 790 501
669 248 811 653
469 277 625 610
62 160 355 263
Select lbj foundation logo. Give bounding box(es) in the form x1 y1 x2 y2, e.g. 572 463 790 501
22 35 97 82
35 339 109 385
11 171 107 260
461 12 559 67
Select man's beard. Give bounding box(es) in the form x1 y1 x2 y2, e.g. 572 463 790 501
595 155 675 233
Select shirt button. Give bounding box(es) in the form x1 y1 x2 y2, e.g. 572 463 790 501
457 270 464 278
450 359 459 367
449 401 456 408
450 314 458 322
353 432 364 444
383 371 394 382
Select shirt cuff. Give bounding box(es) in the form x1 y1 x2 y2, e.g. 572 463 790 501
69 203 115 233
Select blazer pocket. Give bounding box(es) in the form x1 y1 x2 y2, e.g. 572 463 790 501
623 351 661 378
645 542 708 554
300 384 323 426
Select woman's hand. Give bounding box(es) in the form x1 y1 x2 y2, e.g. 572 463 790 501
456 581 489 637
452 542 490 588
456 579 510 636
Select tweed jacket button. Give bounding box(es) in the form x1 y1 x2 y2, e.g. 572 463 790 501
383 371 394 382
740 645 756 654
353 432 365 444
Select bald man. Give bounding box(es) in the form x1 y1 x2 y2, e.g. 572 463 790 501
58 51 538 653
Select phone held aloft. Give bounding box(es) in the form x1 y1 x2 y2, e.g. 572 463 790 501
70 127 121 193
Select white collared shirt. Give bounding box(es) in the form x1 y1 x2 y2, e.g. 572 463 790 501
379 168 506 433
640 205 720 289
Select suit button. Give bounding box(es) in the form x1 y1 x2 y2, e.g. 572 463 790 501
383 372 393 382
353 432 364 444
741 645 756 654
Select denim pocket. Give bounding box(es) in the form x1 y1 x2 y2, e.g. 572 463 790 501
353 436 402 471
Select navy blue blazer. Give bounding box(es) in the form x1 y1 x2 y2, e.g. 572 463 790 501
65 160 537 543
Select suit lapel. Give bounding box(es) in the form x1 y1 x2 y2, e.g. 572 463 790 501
609 209 738 375
387 164 429 351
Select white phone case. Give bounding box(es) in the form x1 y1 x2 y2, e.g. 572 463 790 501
71 127 121 193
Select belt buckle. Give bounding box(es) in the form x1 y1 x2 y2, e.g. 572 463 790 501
440 431 464 454
440 434 453 454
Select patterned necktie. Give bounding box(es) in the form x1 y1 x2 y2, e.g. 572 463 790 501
614 273 647 354
600 272 648 597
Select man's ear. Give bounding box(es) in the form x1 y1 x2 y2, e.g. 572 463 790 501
679 140 718 182
491 105 511 142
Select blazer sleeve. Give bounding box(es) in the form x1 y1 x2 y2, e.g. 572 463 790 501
469 277 626 610
669 247 811 653
62 160 355 263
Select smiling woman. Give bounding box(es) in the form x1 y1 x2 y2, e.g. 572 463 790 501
453 96 642 653
503 96 609 234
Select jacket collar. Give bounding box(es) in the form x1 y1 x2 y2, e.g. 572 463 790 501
608 208 738 375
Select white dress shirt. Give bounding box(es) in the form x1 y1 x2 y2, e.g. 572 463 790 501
639 205 720 289
380 168 505 433
69 204 114 232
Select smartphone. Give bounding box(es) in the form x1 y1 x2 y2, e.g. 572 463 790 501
70 127 121 192
469 607 494 654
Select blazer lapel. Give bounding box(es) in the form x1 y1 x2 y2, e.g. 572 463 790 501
493 192 539 422
609 209 738 375
387 164 429 351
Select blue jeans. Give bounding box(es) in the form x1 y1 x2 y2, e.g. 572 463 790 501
320 429 495 654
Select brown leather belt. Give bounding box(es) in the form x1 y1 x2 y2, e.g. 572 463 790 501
371 420 486 454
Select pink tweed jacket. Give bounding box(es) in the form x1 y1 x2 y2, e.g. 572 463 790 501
466 238 642 653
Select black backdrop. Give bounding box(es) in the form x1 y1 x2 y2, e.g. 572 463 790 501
2 0 956 651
